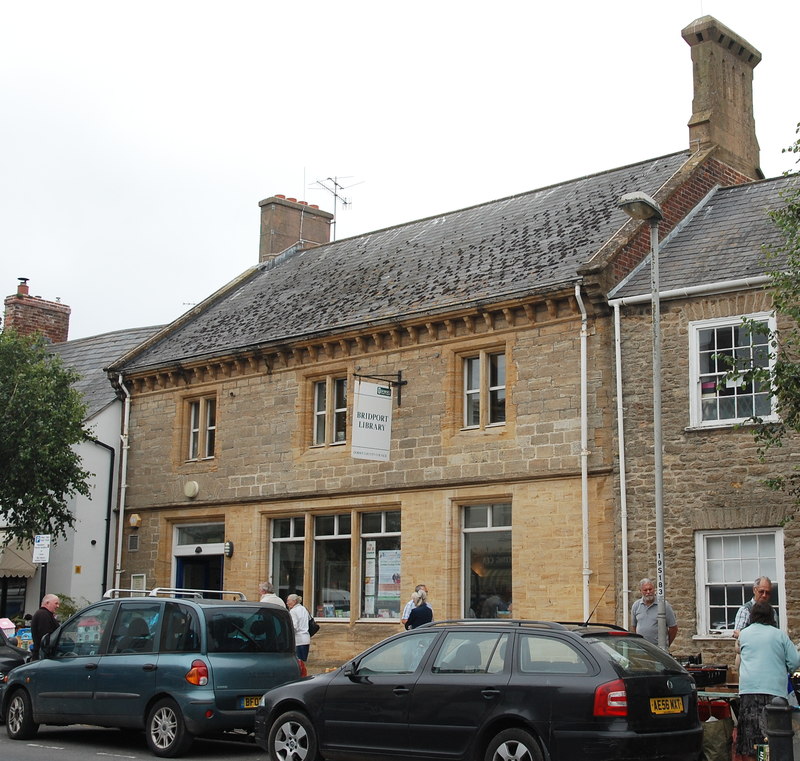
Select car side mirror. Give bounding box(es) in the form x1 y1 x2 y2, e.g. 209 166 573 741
39 630 56 658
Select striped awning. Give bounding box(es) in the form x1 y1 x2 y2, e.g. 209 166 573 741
0 544 37 578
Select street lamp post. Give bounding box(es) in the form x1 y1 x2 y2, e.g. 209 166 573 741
617 192 667 650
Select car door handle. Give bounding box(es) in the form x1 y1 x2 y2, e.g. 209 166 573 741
85 663 98 670
481 688 501 699
142 664 157 671
393 686 410 696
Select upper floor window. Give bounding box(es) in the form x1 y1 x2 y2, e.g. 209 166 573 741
689 314 776 427
463 351 506 429
313 376 347 446
694 528 784 636
187 396 216 460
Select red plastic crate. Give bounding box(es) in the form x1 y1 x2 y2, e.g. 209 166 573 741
698 699 732 721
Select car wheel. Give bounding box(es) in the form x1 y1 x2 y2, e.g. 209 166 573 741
268 710 319 761
145 698 194 758
6 690 40 741
484 728 543 761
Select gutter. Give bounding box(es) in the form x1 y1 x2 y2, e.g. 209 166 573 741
608 276 770 308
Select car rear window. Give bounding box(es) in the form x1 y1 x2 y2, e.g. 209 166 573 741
205 607 293 653
586 634 684 676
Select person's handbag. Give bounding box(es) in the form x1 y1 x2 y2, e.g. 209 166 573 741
308 617 320 637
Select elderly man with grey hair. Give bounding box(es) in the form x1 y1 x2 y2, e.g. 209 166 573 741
733 576 774 638
630 578 678 648
258 581 286 608
30 593 60 659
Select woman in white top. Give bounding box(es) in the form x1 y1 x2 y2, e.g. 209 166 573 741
286 594 310 662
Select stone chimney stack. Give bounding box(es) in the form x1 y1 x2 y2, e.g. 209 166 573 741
258 195 334 264
3 278 71 343
682 16 762 180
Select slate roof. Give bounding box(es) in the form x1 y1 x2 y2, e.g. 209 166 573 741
610 175 798 300
119 152 690 372
49 326 164 419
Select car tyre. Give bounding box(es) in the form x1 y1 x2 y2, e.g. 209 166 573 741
6 690 39 741
145 697 194 758
484 727 543 761
268 710 319 761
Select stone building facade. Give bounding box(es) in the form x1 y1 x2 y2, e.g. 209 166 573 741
105 16 796 671
611 173 799 666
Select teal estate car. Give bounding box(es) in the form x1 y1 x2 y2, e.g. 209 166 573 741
1 589 303 757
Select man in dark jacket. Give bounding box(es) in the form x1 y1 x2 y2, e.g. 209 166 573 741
30 593 60 658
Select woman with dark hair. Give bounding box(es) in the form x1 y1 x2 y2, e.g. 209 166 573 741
736 601 800 757
405 589 433 629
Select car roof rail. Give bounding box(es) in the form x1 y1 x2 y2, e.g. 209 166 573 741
557 621 629 632
418 619 571 630
103 587 248 600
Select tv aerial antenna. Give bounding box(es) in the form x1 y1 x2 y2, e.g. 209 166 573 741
313 176 361 241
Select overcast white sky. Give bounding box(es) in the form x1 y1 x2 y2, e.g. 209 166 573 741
2 1 797 340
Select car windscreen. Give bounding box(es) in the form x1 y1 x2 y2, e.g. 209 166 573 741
585 634 686 676
204 607 294 654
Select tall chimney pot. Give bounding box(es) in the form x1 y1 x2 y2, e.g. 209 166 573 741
682 16 762 179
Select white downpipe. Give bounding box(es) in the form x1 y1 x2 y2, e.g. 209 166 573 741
574 284 591 620
613 303 630 629
114 375 131 590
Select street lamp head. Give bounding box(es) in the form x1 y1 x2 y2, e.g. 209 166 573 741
617 192 663 222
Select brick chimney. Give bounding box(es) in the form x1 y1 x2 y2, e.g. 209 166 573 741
682 16 762 180
258 195 334 264
3 278 71 343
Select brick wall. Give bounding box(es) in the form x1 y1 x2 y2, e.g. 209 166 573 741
3 283 70 342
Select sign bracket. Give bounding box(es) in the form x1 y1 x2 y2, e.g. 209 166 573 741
353 371 408 406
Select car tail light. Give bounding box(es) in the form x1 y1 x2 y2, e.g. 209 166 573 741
185 659 209 686
593 678 628 717
298 659 308 678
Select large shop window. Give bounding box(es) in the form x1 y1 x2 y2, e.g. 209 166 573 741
360 510 402 619
463 351 506 429
313 514 351 619
464 503 512 618
313 376 348 446
695 528 784 636
689 314 776 428
271 517 306 602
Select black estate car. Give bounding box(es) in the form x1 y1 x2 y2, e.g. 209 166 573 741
255 620 702 761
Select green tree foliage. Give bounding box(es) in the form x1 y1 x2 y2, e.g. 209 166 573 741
0 330 92 546
721 125 800 503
